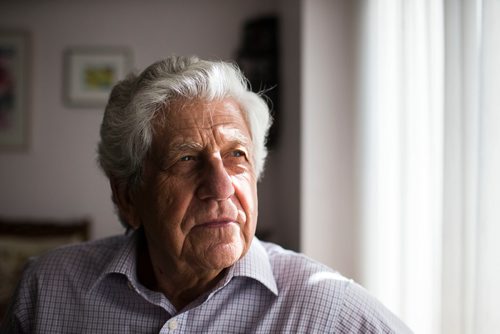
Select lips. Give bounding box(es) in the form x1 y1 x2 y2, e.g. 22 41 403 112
195 218 237 229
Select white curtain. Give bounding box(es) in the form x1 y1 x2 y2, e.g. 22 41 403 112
442 0 500 333
359 1 443 332
359 0 499 333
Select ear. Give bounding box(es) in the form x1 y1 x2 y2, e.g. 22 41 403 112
110 178 142 230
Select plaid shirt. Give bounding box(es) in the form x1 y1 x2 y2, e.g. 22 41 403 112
2 231 412 333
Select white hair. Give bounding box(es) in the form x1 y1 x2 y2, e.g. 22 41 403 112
98 55 272 190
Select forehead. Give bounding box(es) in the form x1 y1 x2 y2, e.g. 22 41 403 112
155 98 251 143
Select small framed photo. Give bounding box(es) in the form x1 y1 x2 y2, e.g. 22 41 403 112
64 47 131 107
0 30 30 150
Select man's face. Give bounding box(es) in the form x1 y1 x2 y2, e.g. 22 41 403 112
129 98 258 272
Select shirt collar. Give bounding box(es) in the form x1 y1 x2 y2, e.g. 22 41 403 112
90 231 278 297
88 230 139 292
227 238 278 296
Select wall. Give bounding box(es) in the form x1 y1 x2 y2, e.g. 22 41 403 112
301 0 359 279
257 0 302 251
0 0 285 240
0 0 359 279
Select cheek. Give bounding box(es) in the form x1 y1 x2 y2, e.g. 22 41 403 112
232 175 258 223
146 177 195 234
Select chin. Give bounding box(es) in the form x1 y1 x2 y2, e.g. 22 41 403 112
202 240 246 269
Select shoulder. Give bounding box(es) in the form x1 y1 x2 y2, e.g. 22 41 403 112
261 240 351 293
1 234 129 333
262 241 350 318
15 234 129 298
336 282 413 332
29 234 126 278
259 241 413 333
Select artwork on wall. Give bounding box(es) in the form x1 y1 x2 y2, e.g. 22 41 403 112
64 47 131 107
0 30 30 150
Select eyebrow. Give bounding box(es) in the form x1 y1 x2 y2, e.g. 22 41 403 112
168 130 252 155
227 133 252 148
169 141 203 155
219 127 252 147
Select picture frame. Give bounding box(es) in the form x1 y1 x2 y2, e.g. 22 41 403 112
64 47 131 107
0 30 30 150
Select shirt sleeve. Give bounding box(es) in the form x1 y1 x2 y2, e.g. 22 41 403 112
334 281 414 333
0 259 37 334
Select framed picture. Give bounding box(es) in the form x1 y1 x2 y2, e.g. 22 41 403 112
0 30 30 150
64 47 131 107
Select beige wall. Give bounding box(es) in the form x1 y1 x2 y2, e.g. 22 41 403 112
0 0 359 279
301 0 359 279
0 0 279 239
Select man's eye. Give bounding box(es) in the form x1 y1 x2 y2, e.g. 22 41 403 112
231 150 246 158
180 155 196 162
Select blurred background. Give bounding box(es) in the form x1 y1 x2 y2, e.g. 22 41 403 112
0 0 498 333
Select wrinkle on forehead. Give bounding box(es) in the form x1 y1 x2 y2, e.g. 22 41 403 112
152 98 252 154
168 126 251 152
161 98 248 130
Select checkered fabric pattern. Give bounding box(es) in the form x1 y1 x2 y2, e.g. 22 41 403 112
1 231 412 333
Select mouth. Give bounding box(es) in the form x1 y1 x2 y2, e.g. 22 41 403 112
195 219 237 229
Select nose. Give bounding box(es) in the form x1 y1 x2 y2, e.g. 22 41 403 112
197 156 235 201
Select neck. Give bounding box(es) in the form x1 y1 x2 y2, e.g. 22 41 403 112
136 232 227 311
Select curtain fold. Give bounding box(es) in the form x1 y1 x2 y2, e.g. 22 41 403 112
471 0 500 331
359 1 443 333
360 0 499 333
443 0 500 333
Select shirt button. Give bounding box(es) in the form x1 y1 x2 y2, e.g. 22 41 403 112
127 281 133 290
168 319 178 330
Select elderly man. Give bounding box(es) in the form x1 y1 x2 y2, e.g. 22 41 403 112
2 56 411 333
